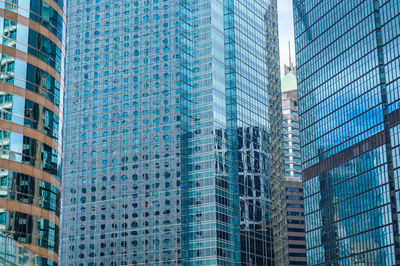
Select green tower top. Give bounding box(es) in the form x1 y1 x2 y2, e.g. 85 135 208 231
281 72 297 92
281 41 297 92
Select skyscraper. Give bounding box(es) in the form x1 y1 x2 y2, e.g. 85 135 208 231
281 49 301 182
61 0 287 265
294 0 400 264
281 54 306 265
0 0 65 265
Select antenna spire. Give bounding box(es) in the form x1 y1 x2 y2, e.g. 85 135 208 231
284 42 296 75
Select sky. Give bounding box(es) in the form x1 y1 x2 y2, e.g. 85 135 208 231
277 0 296 78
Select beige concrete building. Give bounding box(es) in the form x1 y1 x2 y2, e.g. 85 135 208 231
282 55 306 265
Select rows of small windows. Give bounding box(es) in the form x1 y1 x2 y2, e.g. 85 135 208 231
64 184 180 207
69 65 176 95
64 162 179 187
62 219 182 256
67 85 178 117
69 5 174 34
68 125 178 154
63 193 182 217
69 78 178 110
288 219 305 225
286 187 303 193
63 249 181 265
66 161 180 182
287 204 304 209
66 147 180 178
62 2 280 266
69 116 177 144
67 100 177 129
69 17 176 65
288 211 304 217
287 195 303 201
64 139 179 170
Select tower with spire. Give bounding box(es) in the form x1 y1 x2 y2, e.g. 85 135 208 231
281 41 306 265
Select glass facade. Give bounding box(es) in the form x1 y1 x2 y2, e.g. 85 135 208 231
61 0 287 265
294 0 400 264
0 0 65 265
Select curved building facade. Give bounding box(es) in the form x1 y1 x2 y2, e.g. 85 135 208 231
0 0 65 265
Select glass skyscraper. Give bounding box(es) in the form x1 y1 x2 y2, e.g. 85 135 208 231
60 0 287 265
0 0 65 265
294 0 400 264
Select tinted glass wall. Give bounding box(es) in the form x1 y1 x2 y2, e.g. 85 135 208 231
294 0 400 264
61 0 287 265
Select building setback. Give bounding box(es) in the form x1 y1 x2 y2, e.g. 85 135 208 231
0 0 65 265
294 0 400 265
61 0 287 265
